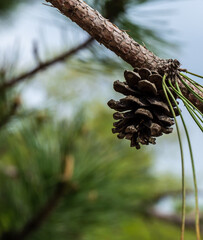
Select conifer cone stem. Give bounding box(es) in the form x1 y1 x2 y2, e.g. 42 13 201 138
46 0 203 113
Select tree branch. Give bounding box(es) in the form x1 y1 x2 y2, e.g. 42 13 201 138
0 97 21 130
1 155 77 240
46 0 167 70
1 181 77 240
45 0 203 113
0 0 125 92
147 209 203 233
0 37 93 91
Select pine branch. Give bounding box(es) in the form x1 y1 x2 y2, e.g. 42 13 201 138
147 209 203 233
1 182 77 240
0 37 93 91
45 0 203 113
0 0 124 92
46 0 166 70
0 97 21 129
1 155 76 240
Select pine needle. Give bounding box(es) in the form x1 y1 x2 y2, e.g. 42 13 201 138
166 78 201 240
168 79 203 119
168 80 203 132
162 75 186 240
180 73 203 94
185 71 203 79
178 75 203 103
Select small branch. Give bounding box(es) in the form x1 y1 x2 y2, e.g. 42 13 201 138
0 97 21 130
0 37 94 91
0 0 123 92
147 209 203 233
150 189 193 203
1 155 76 240
1 182 77 240
45 0 203 113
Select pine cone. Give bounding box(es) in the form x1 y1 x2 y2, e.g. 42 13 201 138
107 68 179 149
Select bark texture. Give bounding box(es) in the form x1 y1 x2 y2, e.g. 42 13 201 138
46 0 203 113
46 0 168 70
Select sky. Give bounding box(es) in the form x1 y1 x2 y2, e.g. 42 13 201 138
0 0 202 189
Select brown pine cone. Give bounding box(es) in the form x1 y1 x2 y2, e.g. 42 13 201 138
107 68 179 149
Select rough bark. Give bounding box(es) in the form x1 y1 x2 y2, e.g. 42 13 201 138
46 0 168 70
46 0 203 113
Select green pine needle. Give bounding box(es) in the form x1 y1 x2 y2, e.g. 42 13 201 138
185 71 203 79
165 78 201 240
180 73 203 94
178 75 203 103
162 75 186 240
183 105 203 132
167 80 203 132
168 79 203 118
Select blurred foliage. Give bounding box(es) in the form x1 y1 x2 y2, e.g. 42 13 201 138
0 107 195 240
0 69 21 129
0 0 31 16
85 216 195 240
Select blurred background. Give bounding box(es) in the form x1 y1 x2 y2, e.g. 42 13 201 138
0 0 203 239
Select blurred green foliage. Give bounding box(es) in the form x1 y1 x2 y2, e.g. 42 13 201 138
0 0 29 15
0 107 195 240
86 217 196 240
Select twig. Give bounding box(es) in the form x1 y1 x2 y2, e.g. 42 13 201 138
0 0 124 92
149 189 193 204
0 97 21 130
1 155 76 240
0 37 94 91
147 209 203 233
1 182 77 240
